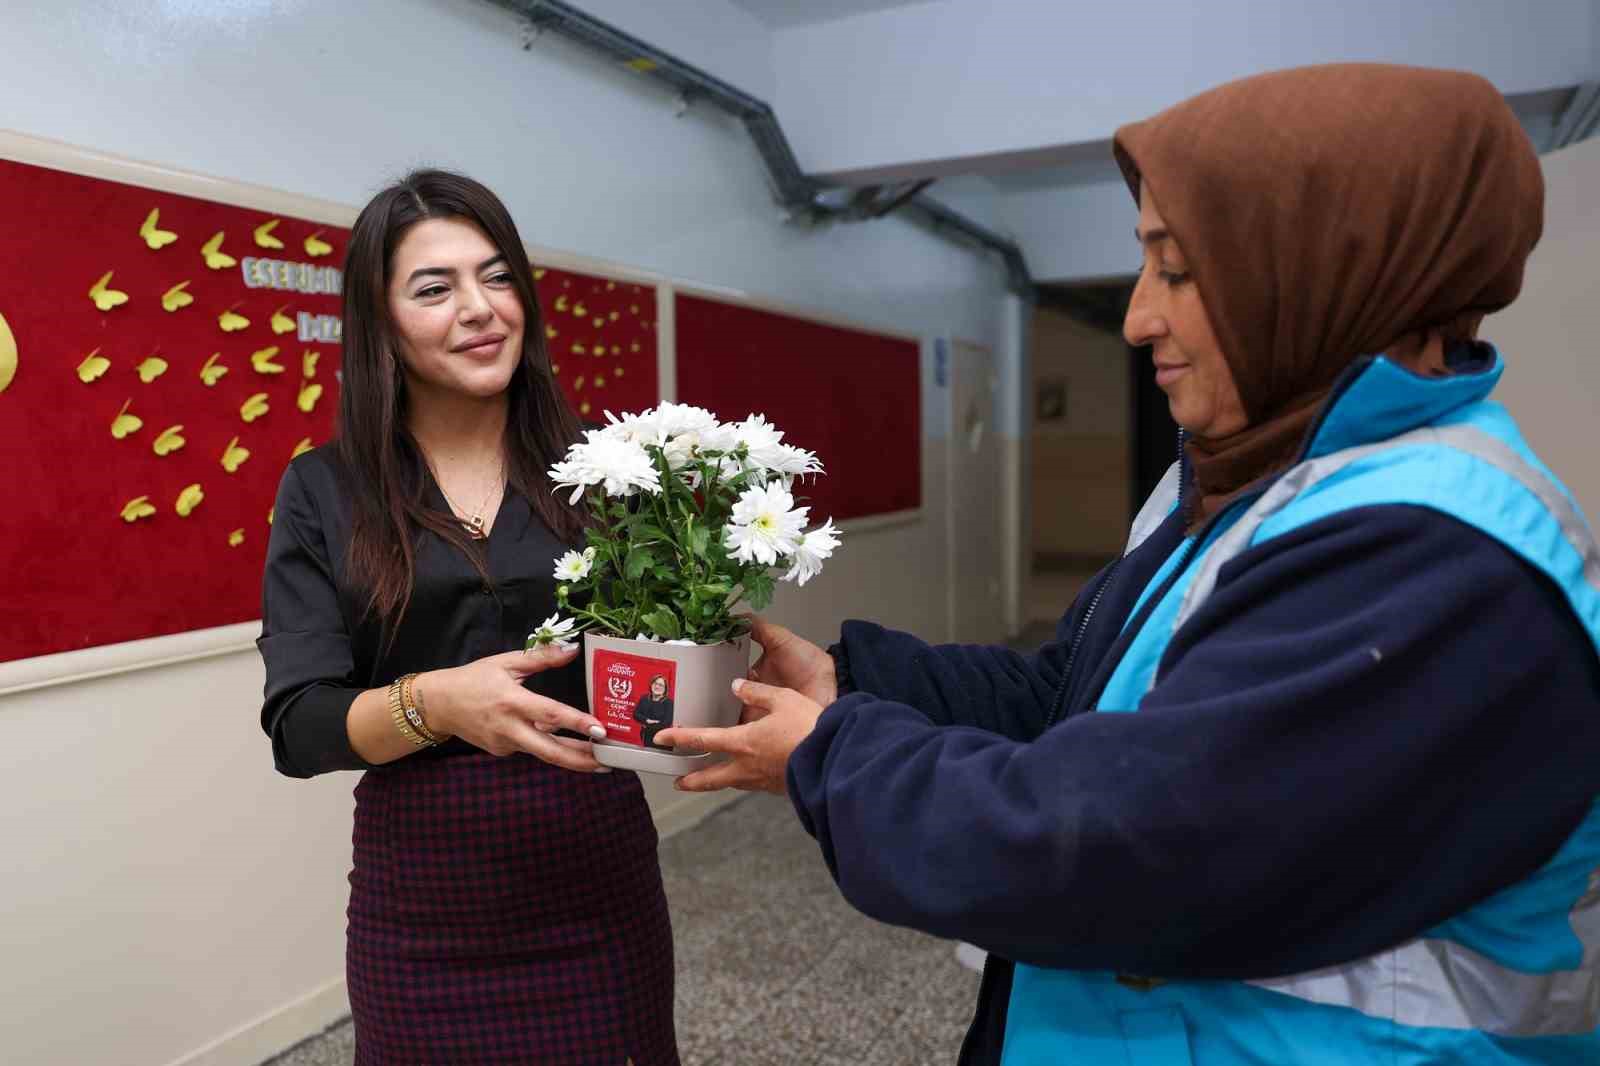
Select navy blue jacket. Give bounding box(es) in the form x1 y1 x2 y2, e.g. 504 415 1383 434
787 499 1600 1065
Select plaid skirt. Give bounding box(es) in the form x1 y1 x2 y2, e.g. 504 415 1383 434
347 750 678 1065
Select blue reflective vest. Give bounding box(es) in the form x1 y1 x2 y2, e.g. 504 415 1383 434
1003 352 1600 1065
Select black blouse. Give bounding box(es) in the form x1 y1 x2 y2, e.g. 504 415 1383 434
257 447 585 778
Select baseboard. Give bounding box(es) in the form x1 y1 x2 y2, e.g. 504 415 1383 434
166 976 348 1066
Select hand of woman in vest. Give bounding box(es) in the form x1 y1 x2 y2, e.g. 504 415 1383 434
417 645 610 772
660 679 823 794
747 615 838 708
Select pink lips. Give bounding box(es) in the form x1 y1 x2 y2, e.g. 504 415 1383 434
1154 362 1189 387
452 333 506 355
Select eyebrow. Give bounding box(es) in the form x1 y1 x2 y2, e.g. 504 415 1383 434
1134 227 1170 246
405 253 508 285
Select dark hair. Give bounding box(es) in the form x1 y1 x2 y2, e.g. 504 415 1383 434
337 169 586 624
649 675 668 692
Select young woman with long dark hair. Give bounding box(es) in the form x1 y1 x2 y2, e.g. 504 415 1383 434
258 170 678 1064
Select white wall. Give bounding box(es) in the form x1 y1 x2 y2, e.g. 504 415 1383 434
1487 135 1600 515
774 0 1600 182
0 2 1007 1064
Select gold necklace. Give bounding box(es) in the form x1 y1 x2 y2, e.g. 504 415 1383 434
437 465 503 540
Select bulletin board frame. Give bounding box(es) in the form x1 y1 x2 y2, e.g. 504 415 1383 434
0 130 925 696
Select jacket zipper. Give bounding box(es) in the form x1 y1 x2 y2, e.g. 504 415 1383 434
1043 564 1117 728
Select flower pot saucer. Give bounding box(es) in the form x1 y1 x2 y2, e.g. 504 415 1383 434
593 740 721 777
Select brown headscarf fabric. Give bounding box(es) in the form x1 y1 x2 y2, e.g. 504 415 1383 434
1112 63 1544 526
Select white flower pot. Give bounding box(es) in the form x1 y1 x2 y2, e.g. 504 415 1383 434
583 631 751 776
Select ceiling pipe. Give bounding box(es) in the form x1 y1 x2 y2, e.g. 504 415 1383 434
489 0 1036 297
1549 81 1600 151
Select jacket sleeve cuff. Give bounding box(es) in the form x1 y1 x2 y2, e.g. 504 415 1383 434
826 641 855 697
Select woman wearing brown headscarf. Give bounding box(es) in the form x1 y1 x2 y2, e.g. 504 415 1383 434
661 65 1600 1065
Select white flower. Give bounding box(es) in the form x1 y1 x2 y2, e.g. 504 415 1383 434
725 482 808 565
768 444 824 486
654 402 721 440
662 431 703 472
730 414 789 472
527 613 578 650
658 407 733 477
602 403 719 450
602 405 735 483
715 453 753 482
553 547 595 583
782 519 840 587
696 419 742 456
548 431 662 504
597 408 651 445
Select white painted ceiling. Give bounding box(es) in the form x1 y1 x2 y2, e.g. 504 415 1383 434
727 0 939 29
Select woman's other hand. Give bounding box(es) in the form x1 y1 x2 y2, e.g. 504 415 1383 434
419 645 610 772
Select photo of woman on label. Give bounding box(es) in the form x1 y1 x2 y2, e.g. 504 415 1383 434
632 675 674 749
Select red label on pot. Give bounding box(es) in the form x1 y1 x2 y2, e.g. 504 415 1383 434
591 649 678 749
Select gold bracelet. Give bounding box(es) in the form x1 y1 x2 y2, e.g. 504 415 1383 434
401 672 448 745
388 675 430 748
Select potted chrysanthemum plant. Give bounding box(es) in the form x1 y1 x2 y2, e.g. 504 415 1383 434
528 402 841 775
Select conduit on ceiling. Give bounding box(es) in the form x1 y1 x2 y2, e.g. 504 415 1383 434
488 0 1036 296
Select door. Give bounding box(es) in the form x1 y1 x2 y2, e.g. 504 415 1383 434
946 339 1008 644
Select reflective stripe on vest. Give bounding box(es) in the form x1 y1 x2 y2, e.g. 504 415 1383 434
1248 867 1600 1037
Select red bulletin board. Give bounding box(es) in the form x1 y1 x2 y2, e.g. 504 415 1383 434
0 157 347 664
674 293 921 522
533 266 658 423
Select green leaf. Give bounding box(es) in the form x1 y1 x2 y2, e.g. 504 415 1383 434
744 569 775 611
624 546 656 582
688 525 710 558
692 582 731 601
641 606 681 640
630 522 671 543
